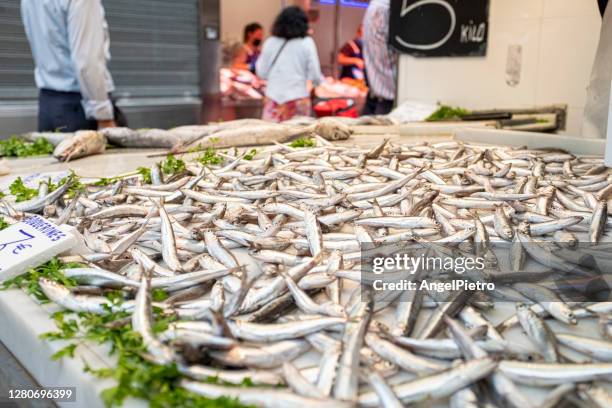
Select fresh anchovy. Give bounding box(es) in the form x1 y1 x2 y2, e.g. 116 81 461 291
354 216 438 229
155 201 183 272
556 333 612 361
159 329 235 349
529 216 583 235
441 197 505 209
365 370 403 408
590 200 608 243
129 247 175 277
365 333 448 373
418 290 474 339
450 387 479 408
181 380 353 408
280 270 345 317
358 358 497 407
204 230 239 268
149 267 235 291
179 365 283 386
392 289 423 337
14 180 73 213
282 361 325 398
39 278 132 314
62 268 140 288
392 336 535 360
513 283 577 324
515 232 589 276
334 295 372 401
209 339 310 368
303 207 323 256
516 303 559 362
227 318 344 342
490 207 512 239
498 360 612 385
132 270 179 365
316 348 341 396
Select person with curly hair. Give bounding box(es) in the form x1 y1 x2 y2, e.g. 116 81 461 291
256 6 323 122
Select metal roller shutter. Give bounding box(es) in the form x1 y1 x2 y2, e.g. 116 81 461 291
0 0 201 101
104 0 200 98
0 0 36 100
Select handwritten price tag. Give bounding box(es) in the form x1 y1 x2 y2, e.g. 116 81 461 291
0 216 77 283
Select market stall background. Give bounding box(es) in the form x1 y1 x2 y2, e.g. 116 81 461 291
0 0 604 137
0 0 203 134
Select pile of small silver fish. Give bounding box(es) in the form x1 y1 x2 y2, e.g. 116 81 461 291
3 135 612 407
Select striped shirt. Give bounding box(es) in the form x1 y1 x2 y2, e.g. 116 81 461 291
363 1 398 100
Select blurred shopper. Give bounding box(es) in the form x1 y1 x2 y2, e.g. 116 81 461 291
362 0 398 115
256 7 323 122
233 22 264 72
338 25 365 81
583 0 611 138
599 0 608 17
21 0 123 132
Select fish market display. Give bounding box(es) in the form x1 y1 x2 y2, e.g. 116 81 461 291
219 69 366 102
2 136 612 407
220 68 265 101
314 77 367 100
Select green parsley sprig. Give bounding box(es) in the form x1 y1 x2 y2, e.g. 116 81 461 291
5 260 255 407
196 148 223 166
9 177 38 202
288 138 316 148
426 105 470 122
41 297 251 407
160 155 186 175
243 149 257 161
0 136 54 157
137 167 153 184
1 258 81 302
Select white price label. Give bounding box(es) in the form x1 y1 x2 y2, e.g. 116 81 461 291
0 216 77 283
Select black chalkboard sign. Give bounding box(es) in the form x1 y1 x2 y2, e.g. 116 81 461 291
389 0 489 57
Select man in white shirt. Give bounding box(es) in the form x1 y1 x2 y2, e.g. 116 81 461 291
21 0 120 132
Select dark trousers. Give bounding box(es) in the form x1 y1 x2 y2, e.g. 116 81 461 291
38 89 97 132
38 89 127 132
362 93 394 116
